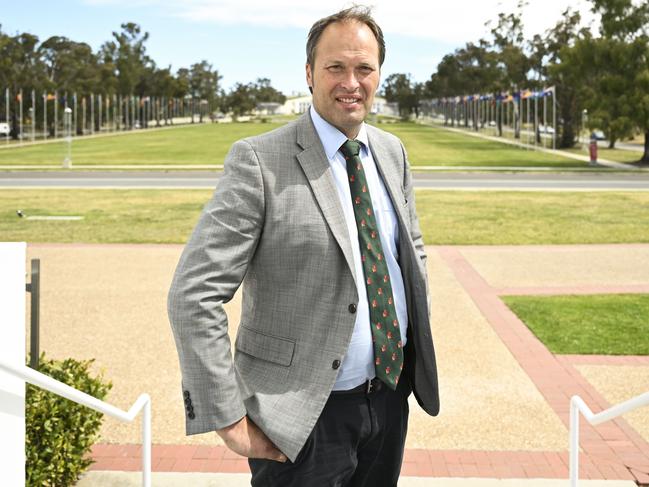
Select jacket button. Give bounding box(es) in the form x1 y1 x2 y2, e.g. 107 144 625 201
184 398 191 405
332 359 341 370
186 405 194 413
183 390 190 399
188 412 195 420
348 303 357 314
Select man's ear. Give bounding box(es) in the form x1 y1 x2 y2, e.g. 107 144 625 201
306 63 313 94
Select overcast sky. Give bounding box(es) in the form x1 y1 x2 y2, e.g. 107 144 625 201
4 0 598 96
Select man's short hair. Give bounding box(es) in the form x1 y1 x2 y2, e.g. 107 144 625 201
306 5 386 67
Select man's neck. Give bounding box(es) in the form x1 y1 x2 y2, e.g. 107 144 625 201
311 107 363 140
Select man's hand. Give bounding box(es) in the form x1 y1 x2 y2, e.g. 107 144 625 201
216 416 288 462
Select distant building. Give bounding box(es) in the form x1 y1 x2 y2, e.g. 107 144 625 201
276 94 312 115
371 96 400 117
267 94 399 117
256 102 283 115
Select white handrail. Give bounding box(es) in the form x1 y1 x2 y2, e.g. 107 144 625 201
570 391 649 486
0 359 151 487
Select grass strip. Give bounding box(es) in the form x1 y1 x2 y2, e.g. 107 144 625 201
1 190 648 245
502 294 649 355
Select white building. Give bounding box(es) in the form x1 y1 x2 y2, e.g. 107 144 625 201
271 94 399 117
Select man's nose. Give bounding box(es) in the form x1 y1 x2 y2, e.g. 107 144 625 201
340 69 360 91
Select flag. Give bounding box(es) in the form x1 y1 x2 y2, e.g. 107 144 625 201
46 94 56 101
543 86 555 97
16 93 21 102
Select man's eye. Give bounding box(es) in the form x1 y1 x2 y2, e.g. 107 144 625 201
327 65 343 72
359 66 373 73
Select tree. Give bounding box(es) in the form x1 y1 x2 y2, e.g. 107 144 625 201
221 78 286 118
250 78 286 104
382 73 421 119
222 83 256 117
39 36 100 95
0 28 46 138
486 5 531 90
101 23 152 96
536 8 592 148
589 0 649 162
189 61 222 122
634 43 649 163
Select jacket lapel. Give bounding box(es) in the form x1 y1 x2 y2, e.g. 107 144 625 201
295 113 358 286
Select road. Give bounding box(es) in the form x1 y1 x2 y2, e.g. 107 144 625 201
2 171 649 191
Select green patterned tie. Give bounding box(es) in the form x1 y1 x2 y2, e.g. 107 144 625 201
340 139 403 390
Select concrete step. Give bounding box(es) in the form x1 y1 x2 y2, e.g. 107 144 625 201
76 471 638 487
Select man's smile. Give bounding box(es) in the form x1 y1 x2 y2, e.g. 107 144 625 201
336 95 363 106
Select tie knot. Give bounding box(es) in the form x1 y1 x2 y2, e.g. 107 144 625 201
340 139 361 159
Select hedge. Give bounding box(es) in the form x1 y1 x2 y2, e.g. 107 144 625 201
26 353 112 486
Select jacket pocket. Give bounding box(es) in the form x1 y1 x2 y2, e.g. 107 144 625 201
235 325 296 367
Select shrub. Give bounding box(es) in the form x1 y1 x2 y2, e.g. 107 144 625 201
26 353 112 486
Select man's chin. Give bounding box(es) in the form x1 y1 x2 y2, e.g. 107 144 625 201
335 113 366 130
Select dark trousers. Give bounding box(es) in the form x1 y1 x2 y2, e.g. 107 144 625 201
249 377 410 487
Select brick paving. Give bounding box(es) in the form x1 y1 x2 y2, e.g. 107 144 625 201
79 244 649 482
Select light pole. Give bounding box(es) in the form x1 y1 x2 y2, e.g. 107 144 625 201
581 109 588 150
63 107 72 169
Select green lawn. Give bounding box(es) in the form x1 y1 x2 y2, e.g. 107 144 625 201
415 191 649 245
0 123 285 166
389 123 581 167
0 120 586 168
1 190 648 244
502 294 649 355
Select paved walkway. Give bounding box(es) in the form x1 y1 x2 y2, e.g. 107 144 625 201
23 243 649 485
76 472 637 486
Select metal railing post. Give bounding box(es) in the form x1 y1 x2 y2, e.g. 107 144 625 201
25 258 40 370
143 396 151 486
570 397 579 487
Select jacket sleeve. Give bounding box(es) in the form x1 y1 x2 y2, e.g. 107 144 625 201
400 142 426 266
400 141 431 311
167 139 264 435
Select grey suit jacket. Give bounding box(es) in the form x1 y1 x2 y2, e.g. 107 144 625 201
168 112 439 462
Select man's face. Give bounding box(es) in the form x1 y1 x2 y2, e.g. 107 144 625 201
306 20 380 139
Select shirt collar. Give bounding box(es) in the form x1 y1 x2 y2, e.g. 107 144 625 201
310 105 369 160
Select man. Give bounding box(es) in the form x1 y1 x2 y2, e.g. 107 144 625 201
168 6 439 486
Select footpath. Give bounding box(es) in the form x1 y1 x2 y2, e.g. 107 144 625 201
24 243 649 486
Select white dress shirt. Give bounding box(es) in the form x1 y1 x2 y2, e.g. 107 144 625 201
309 106 408 391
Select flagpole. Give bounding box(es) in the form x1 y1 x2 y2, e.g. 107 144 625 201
30 90 34 141
43 92 47 141
18 88 23 146
73 92 77 137
543 90 547 149
54 91 58 138
525 96 530 150
5 88 8 146
553 87 557 150
534 93 538 150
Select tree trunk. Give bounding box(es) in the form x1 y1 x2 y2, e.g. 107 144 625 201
560 120 575 148
640 130 649 164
